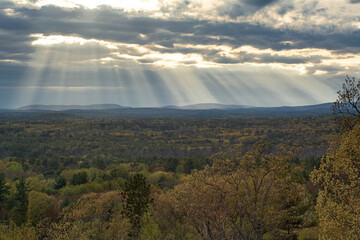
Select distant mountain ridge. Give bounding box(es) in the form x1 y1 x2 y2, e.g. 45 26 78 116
10 102 334 118
18 103 257 111
18 104 125 111
165 103 254 110
17 103 332 111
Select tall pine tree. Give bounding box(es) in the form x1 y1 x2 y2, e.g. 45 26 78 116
10 177 29 226
0 173 9 221
121 174 153 239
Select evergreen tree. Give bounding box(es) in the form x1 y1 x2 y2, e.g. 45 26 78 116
0 173 9 221
0 173 9 207
184 158 194 174
54 176 66 189
11 177 29 226
121 174 153 239
70 172 88 186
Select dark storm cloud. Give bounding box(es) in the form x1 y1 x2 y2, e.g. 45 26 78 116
1 5 350 49
1 4 359 59
243 0 279 7
0 1 358 84
137 58 160 64
0 62 27 86
0 32 34 62
276 4 295 15
0 10 35 63
205 50 326 65
0 12 30 31
218 0 280 18
306 65 347 75
0 0 15 8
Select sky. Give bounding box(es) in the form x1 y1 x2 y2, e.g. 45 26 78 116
1 0 360 108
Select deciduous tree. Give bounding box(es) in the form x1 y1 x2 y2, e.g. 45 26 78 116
46 191 128 240
331 75 360 131
311 124 360 239
156 144 307 239
27 191 54 226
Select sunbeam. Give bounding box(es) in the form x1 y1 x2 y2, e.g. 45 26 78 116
8 29 344 109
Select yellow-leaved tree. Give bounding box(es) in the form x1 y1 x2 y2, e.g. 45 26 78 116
27 191 55 226
44 191 130 240
154 143 308 240
311 124 360 239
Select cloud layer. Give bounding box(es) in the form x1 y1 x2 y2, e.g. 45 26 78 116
0 0 359 107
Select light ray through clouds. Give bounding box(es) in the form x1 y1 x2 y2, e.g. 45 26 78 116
2 0 360 108
9 33 340 107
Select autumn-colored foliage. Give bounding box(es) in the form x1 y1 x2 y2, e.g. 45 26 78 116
154 144 309 239
45 191 128 240
311 124 360 239
0 113 340 239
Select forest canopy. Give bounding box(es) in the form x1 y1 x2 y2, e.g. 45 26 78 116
0 76 359 239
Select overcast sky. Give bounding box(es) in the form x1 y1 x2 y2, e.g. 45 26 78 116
1 0 360 108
